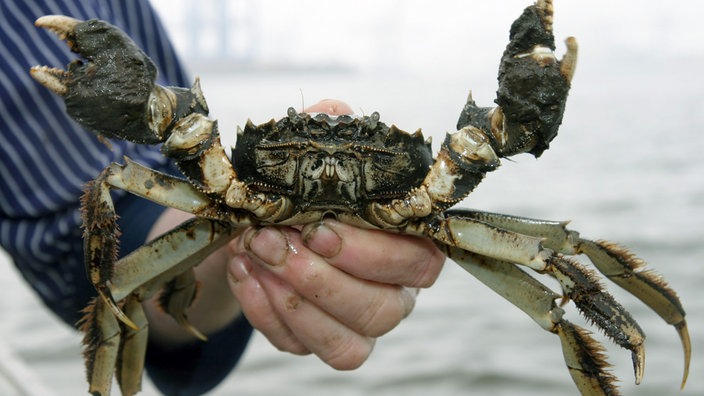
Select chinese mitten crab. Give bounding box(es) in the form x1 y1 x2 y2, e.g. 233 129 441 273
30 1 690 395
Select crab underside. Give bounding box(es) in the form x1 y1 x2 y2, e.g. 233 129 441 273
29 1 689 395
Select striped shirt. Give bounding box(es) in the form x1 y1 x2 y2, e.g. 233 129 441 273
1 0 191 320
0 1 252 394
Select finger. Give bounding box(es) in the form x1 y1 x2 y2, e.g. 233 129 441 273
253 264 375 370
244 226 415 337
227 244 309 355
303 98 353 115
301 220 445 288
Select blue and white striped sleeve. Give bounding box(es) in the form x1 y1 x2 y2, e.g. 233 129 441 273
0 1 252 394
0 0 192 323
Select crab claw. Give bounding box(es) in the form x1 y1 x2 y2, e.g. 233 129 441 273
35 15 82 50
495 0 577 158
30 64 69 96
30 16 81 95
30 15 162 144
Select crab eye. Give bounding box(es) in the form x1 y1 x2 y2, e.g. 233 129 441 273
256 149 290 167
309 126 328 137
336 127 356 138
367 111 380 129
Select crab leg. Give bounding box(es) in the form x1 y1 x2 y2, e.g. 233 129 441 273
545 254 645 384
449 209 691 387
79 217 239 396
84 159 246 324
445 247 619 395
416 216 549 269
83 159 222 327
116 295 148 396
79 297 121 396
418 213 647 388
444 209 580 253
576 240 690 387
80 156 246 395
157 270 207 341
108 218 238 302
101 158 214 216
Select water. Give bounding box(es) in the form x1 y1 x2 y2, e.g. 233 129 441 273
2 2 703 395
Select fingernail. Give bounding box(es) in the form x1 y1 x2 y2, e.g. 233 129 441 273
244 227 288 266
228 254 252 284
302 221 341 258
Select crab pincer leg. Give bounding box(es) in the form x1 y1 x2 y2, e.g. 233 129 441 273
368 0 577 227
457 0 578 159
451 209 691 387
31 14 292 224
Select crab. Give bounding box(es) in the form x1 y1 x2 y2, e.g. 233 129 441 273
28 1 690 395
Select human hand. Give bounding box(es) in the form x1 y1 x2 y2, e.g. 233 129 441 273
226 99 445 369
228 220 444 370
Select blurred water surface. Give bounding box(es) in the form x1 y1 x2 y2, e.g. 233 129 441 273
1 1 703 395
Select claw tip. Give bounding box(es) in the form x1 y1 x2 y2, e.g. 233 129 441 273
34 14 82 29
34 15 82 48
632 344 645 385
29 65 69 96
559 37 578 83
676 321 691 389
98 289 139 330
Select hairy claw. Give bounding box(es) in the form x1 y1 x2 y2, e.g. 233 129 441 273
556 320 620 396
548 255 646 383
577 239 690 387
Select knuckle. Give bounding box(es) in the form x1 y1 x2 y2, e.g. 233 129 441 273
322 335 374 370
272 337 310 356
356 286 408 338
253 313 310 355
408 243 445 288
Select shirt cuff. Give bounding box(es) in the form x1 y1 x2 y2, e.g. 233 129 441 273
144 313 253 395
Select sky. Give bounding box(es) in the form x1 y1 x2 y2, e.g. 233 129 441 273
150 0 704 77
